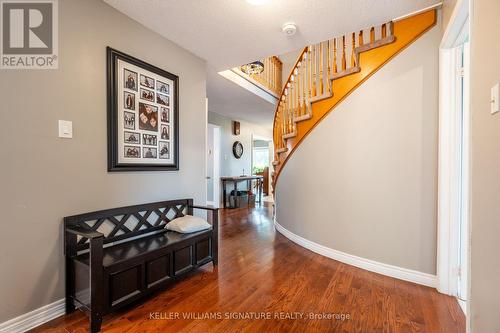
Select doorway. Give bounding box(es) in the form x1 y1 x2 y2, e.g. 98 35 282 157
207 124 221 207
251 134 273 199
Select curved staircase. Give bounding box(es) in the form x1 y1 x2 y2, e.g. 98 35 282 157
272 9 437 187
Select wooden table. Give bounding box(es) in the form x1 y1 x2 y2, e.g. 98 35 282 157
221 175 264 208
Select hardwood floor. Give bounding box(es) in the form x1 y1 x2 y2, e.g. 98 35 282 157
31 203 465 333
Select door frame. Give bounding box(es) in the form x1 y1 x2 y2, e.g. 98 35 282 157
251 133 273 195
437 0 470 315
206 124 221 207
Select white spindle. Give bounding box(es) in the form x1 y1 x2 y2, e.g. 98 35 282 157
322 41 328 95
298 71 301 115
314 44 320 97
307 49 312 99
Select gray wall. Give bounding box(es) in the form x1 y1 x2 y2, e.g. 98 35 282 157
0 0 207 322
208 112 272 178
275 22 441 275
469 0 500 330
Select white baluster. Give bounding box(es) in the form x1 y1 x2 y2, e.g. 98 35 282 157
322 41 328 94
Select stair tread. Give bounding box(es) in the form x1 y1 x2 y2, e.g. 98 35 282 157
295 114 312 122
276 147 288 153
355 35 395 53
309 93 332 103
331 67 361 80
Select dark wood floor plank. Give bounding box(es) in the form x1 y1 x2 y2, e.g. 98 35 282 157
29 203 464 333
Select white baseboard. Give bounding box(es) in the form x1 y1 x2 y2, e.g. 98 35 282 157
206 201 215 206
274 220 438 288
0 298 65 333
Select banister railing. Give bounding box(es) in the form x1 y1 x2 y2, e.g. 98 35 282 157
273 21 394 166
234 56 283 98
271 10 438 188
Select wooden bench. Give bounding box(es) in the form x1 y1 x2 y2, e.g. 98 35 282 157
64 199 218 333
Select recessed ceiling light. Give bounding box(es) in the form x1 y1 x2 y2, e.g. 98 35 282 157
246 0 269 5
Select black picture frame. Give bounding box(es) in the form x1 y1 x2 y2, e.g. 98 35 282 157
107 47 179 171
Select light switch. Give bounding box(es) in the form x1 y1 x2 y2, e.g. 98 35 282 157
491 83 499 114
58 120 73 138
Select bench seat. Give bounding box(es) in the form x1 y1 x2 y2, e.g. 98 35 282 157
74 228 212 267
64 199 218 333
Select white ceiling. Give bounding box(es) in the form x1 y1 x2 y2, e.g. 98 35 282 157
104 0 440 127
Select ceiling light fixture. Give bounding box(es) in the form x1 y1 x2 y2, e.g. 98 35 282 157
246 0 269 5
240 61 264 75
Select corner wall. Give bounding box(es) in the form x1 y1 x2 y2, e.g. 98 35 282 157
0 0 207 322
275 22 441 275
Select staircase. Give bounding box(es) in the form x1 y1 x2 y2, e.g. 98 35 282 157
272 9 437 187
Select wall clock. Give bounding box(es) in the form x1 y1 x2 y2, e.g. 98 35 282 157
232 141 243 159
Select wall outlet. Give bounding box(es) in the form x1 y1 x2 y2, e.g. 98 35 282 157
491 83 499 114
58 120 73 138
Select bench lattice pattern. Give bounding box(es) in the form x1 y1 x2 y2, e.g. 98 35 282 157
68 201 189 250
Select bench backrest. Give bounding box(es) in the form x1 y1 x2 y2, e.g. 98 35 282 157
64 199 193 251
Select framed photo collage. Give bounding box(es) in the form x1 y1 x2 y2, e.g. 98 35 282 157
107 47 179 171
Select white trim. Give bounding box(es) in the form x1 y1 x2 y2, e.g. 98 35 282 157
458 298 467 315
437 0 470 298
0 299 65 333
274 220 437 288
206 122 221 208
441 0 469 48
205 98 210 206
393 2 442 22
212 125 221 209
458 41 470 302
230 68 280 99
437 46 461 295
218 69 278 105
